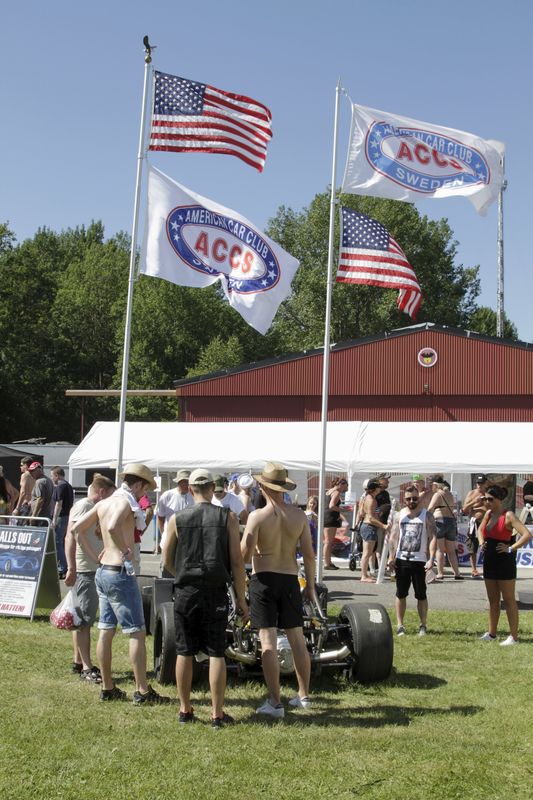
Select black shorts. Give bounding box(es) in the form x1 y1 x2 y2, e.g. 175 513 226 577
174 585 228 657
482 539 517 581
395 559 427 601
249 572 303 630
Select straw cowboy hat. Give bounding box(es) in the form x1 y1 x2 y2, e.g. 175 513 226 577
253 462 296 492
120 463 157 491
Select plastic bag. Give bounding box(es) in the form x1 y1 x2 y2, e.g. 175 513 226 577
50 588 84 630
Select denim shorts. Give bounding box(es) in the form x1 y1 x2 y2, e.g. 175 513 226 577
435 517 457 542
95 566 145 634
75 572 98 626
360 523 378 542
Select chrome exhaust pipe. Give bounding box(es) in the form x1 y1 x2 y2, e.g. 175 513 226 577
225 646 256 665
310 645 351 663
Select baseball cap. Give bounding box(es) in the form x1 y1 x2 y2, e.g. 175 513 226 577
29 461 42 471
189 468 214 486
475 474 488 483
237 474 254 489
172 469 191 484
213 474 226 492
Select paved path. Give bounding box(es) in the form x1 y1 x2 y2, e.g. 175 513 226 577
139 551 533 613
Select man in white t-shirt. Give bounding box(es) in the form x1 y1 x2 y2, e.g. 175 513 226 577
64 473 116 681
211 474 248 525
387 485 437 637
156 470 193 549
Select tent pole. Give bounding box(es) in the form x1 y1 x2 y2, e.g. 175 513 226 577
316 80 342 582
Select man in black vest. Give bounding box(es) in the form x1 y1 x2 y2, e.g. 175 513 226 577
162 468 248 728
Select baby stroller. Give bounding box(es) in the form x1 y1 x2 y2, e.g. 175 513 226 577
348 524 363 571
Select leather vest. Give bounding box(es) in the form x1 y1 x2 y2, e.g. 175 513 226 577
174 503 231 587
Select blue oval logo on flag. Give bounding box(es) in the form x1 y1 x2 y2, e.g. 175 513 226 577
365 121 491 194
166 206 280 294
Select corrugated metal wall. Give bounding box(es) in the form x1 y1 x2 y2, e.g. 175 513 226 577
177 329 533 422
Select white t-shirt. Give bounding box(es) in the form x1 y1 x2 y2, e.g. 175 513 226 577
156 489 194 546
395 508 430 563
212 492 245 516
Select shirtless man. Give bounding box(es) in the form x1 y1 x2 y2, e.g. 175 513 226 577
13 457 35 521
241 462 317 718
462 474 489 579
71 462 169 705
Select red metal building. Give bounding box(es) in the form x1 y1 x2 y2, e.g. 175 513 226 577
174 324 533 423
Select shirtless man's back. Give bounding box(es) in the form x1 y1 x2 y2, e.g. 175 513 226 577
241 462 316 719
72 463 169 706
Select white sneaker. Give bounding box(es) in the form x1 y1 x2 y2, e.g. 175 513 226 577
500 635 518 647
288 695 311 709
418 625 427 636
256 699 284 718
479 632 497 642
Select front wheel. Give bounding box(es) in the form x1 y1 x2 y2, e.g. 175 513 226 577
338 601 393 683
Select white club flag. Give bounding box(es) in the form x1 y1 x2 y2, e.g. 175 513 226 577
140 166 299 334
342 103 505 215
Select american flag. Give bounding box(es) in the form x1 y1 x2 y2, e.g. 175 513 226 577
336 207 422 319
149 71 273 172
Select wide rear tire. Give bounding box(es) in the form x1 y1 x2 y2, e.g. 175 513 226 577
153 602 176 685
338 601 393 683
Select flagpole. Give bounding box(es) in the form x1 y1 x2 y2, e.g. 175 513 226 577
316 79 342 582
496 155 506 337
116 37 154 476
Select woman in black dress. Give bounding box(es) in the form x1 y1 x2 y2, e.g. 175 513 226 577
478 485 531 645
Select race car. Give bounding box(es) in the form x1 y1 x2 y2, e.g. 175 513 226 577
144 574 394 686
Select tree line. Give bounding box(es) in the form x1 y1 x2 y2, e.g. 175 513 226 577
0 192 517 443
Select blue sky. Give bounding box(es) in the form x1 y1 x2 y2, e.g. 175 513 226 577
3 1 532 341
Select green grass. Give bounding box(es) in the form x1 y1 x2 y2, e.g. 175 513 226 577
1 608 532 800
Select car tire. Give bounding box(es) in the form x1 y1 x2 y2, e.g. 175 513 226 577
338 601 393 683
138 579 153 635
153 602 176 685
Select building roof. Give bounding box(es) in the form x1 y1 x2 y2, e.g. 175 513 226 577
174 323 533 390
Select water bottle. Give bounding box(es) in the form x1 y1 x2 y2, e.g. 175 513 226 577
123 557 135 576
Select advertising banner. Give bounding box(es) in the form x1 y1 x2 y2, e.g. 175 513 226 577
0 524 50 618
456 523 533 569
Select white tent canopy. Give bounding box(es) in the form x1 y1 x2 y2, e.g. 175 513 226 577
68 420 533 475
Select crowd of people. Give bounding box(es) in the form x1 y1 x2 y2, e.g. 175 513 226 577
2 457 531 724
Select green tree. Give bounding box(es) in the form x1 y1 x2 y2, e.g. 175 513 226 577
186 334 245 378
266 192 481 351
467 306 518 340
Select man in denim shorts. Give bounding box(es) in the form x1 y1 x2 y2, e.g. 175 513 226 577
64 473 116 681
72 463 170 706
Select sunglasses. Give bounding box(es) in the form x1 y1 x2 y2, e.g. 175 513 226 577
405 497 419 503
483 496 495 502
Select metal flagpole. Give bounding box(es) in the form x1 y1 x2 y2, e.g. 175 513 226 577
316 79 342 583
116 37 154 476
496 155 507 337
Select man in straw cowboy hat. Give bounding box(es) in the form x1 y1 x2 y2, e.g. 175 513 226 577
241 462 317 718
162 468 248 728
72 463 170 705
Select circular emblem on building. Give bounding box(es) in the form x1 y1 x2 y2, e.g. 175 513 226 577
417 347 438 368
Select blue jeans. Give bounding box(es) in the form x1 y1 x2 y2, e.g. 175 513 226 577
95 566 145 634
55 516 69 573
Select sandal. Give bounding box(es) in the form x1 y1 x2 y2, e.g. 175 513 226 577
80 666 102 684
